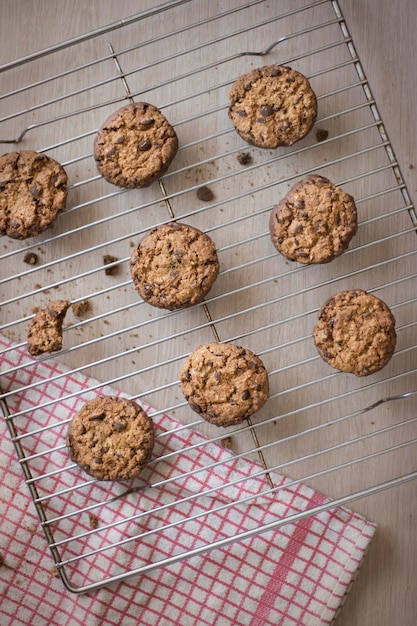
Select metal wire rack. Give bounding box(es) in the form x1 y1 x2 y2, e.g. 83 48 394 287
1 0 416 593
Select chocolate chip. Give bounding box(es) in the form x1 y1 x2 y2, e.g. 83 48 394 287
268 67 281 76
139 139 152 151
114 421 126 431
115 134 125 144
316 128 329 142
89 413 105 421
259 105 273 117
197 186 214 202
189 402 202 413
241 390 250 400
23 252 38 265
93 457 103 464
29 185 41 197
139 119 154 129
183 369 191 382
214 371 221 382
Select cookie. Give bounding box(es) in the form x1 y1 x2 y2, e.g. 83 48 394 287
130 221 219 310
0 150 68 239
228 64 317 149
93 102 178 188
313 289 396 376
269 175 358 264
67 396 155 481
180 342 269 427
27 300 70 356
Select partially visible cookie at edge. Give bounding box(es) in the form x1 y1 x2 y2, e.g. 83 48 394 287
93 102 178 188
67 396 155 481
180 342 269 427
130 221 219 310
0 150 68 240
228 64 317 149
269 174 358 264
313 289 396 376
27 300 71 356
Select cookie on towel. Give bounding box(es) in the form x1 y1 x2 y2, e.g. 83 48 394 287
26 300 71 356
67 396 155 481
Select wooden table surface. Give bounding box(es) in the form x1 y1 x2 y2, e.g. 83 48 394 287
1 1 416 624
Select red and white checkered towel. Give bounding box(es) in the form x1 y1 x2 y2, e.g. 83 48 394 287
0 335 376 626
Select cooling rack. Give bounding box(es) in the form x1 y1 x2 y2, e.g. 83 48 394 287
1 0 416 593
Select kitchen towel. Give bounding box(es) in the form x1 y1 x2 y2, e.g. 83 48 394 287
0 335 376 626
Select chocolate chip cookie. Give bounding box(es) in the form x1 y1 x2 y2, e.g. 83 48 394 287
93 102 178 188
269 175 358 264
313 289 396 376
0 150 68 239
27 300 70 356
228 64 317 148
180 342 269 427
67 396 155 481
130 222 219 310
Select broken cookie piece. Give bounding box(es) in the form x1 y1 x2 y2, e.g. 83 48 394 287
27 299 70 356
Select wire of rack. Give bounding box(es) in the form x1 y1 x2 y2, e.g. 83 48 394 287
1 0 416 593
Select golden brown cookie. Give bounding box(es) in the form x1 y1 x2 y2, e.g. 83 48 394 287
67 396 155 481
93 102 178 188
228 64 317 148
269 175 358 264
180 342 269 427
130 222 219 310
313 289 396 376
27 300 70 356
0 150 68 239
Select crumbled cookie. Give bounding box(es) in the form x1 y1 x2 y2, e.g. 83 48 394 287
313 289 396 376
228 64 317 148
93 102 178 188
67 396 155 481
27 300 70 356
130 222 219 310
0 150 67 239
269 174 358 264
180 342 269 427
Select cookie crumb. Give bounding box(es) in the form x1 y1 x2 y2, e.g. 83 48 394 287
409 163 415 170
197 186 214 201
88 513 99 529
103 254 119 275
237 152 252 166
23 251 38 265
316 128 329 142
220 436 233 449
72 300 91 316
